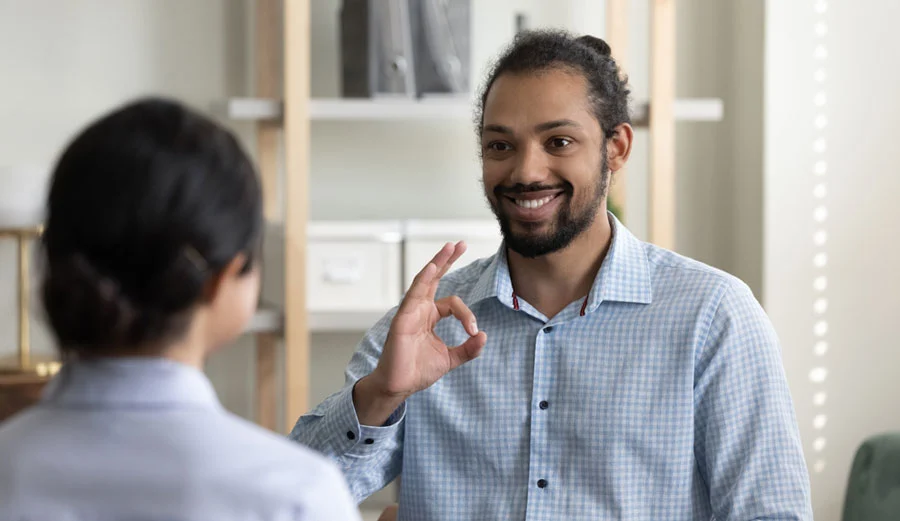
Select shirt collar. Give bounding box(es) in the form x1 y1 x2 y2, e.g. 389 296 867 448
466 243 513 308
585 212 654 310
467 212 653 310
41 357 222 409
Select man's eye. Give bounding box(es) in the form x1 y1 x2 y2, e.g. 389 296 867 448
548 137 572 148
487 142 512 152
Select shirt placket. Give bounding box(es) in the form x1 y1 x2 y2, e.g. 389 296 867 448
524 323 556 519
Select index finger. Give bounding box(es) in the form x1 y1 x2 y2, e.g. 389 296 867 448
435 241 467 280
403 242 455 302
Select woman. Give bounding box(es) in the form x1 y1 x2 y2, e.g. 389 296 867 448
0 98 361 521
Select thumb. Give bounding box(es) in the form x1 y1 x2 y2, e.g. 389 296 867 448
447 332 487 371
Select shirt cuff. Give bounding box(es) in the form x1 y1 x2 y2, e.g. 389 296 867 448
333 380 406 457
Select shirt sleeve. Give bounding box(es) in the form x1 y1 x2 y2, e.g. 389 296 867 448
289 308 405 504
693 280 814 520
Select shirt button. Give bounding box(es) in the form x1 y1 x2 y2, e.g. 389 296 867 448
346 431 356 440
543 326 554 333
364 438 375 445
539 400 549 410
537 479 548 489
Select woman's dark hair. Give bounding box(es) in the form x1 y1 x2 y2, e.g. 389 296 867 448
477 30 631 138
41 97 263 355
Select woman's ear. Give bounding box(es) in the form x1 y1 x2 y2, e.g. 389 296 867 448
606 123 634 173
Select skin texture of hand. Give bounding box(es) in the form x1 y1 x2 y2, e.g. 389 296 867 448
353 241 488 427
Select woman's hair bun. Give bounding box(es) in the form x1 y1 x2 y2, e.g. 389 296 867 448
42 254 138 352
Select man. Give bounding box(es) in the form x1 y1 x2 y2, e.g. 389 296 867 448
291 31 812 520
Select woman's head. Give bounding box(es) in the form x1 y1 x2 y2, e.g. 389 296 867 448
41 97 263 359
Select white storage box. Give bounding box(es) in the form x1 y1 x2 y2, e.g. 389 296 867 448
307 221 403 311
402 219 502 290
261 220 403 315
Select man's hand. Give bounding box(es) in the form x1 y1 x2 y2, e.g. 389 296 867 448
353 242 487 426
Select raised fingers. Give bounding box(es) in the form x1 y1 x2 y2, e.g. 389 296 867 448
403 243 453 302
435 295 479 336
435 241 467 280
404 241 467 303
447 331 487 371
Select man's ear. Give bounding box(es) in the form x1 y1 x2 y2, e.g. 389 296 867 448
606 123 634 172
201 253 249 303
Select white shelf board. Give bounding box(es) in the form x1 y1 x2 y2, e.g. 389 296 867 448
312 97 473 120
675 98 724 121
228 97 472 122
244 307 389 334
245 307 284 334
265 220 404 243
310 310 390 332
227 97 724 124
631 98 724 125
227 98 283 120
308 220 403 243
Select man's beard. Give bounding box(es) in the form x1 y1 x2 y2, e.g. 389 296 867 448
488 156 610 259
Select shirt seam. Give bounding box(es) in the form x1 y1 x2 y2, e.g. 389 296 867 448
691 281 733 511
696 281 734 362
648 257 735 282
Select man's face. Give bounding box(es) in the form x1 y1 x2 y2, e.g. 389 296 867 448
481 68 609 258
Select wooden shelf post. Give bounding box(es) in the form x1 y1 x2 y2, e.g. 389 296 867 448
283 0 311 432
253 0 280 432
649 0 677 249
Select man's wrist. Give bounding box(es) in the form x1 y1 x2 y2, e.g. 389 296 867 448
352 374 407 427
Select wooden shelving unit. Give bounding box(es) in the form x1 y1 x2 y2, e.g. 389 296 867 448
246 0 711 434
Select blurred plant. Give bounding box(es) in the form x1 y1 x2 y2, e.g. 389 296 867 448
608 196 623 222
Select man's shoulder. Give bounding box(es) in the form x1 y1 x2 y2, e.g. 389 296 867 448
643 242 757 306
639 243 776 356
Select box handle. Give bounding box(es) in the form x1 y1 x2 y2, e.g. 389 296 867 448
323 258 363 284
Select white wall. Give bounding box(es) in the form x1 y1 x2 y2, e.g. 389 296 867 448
673 0 764 296
1 0 751 513
0 0 254 366
764 1 900 520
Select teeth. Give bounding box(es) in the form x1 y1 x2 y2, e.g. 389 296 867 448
514 196 554 209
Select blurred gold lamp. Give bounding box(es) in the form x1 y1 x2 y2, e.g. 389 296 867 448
0 165 59 379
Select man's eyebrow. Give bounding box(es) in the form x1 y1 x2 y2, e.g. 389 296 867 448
534 119 582 132
481 119 582 136
482 124 513 135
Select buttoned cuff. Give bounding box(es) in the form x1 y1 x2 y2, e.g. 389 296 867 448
333 380 406 457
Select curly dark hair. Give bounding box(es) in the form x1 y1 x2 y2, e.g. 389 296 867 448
476 30 631 139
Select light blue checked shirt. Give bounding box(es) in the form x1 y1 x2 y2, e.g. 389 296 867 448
291 215 813 520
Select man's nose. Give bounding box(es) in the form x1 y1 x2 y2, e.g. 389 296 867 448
509 142 551 186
